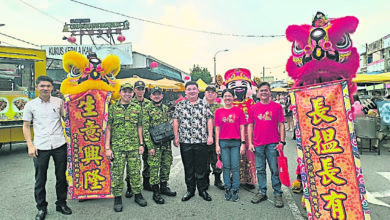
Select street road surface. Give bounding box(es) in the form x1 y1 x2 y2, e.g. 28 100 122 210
1 130 389 219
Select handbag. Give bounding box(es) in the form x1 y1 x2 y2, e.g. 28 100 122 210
216 154 223 169
149 121 174 144
277 143 291 187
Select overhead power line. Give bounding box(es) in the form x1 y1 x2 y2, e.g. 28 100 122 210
18 0 64 24
0 32 40 47
70 0 285 38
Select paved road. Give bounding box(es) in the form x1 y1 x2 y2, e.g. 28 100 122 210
1 130 389 219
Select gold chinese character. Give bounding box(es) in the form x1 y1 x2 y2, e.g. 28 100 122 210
81 145 104 166
321 189 347 220
306 97 336 125
310 127 343 155
316 156 347 186
77 94 98 117
79 119 101 142
83 168 106 190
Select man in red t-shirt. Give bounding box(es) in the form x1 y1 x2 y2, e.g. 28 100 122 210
248 82 286 208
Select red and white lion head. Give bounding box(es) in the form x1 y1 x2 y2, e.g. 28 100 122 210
285 12 359 97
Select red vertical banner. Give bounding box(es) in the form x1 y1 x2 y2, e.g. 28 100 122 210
291 81 370 220
64 90 113 200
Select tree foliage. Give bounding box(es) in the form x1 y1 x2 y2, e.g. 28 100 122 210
189 64 212 84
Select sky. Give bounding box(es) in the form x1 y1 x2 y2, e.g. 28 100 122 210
1 0 389 80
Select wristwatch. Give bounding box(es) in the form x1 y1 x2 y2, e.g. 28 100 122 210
139 143 145 147
279 141 286 146
241 141 246 144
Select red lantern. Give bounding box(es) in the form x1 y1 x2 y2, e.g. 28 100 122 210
67 36 76 43
117 35 125 43
150 62 158 69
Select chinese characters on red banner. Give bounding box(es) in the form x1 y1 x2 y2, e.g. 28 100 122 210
306 96 348 219
67 90 112 199
294 82 367 220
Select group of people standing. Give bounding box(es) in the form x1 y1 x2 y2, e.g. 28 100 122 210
105 80 177 212
173 81 286 207
23 76 287 220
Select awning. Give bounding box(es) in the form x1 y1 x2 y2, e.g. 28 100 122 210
353 72 390 83
117 76 157 88
196 79 208 92
272 87 288 92
117 76 184 90
155 78 184 90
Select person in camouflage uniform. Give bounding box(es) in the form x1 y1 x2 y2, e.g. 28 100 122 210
126 80 154 193
204 86 224 190
143 86 177 204
105 83 147 212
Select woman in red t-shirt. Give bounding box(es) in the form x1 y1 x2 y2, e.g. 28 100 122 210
215 89 247 202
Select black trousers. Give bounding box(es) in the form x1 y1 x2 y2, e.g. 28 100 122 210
180 143 208 193
33 144 67 210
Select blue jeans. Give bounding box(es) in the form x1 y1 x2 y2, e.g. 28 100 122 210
219 139 240 191
254 143 282 196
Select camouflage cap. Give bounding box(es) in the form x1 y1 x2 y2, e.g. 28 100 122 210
205 85 216 92
120 83 133 91
151 86 163 94
134 80 146 88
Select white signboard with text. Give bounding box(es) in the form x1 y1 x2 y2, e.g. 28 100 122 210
41 43 133 65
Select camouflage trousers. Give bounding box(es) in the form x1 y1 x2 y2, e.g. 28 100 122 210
207 143 222 175
112 150 142 196
147 144 173 185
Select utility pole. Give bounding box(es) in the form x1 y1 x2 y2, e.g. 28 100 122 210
263 66 265 82
213 49 229 83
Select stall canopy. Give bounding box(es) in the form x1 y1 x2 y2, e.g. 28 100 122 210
117 76 156 88
272 87 288 92
117 76 183 90
155 78 184 89
196 78 208 92
353 72 390 83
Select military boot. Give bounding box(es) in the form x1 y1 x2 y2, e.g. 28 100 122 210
160 182 177 197
214 173 224 190
134 193 147 207
113 196 123 212
125 178 134 198
152 184 165 204
143 177 152 191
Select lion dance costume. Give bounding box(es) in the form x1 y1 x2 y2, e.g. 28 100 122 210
286 12 370 219
61 51 120 200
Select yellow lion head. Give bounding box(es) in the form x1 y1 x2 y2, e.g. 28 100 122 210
60 51 121 100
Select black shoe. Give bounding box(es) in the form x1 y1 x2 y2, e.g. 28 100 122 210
134 193 147 207
56 204 72 215
113 196 123 212
160 182 177 197
152 184 165 204
199 191 212 201
181 191 194 201
143 177 152 191
125 187 134 198
35 209 47 220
